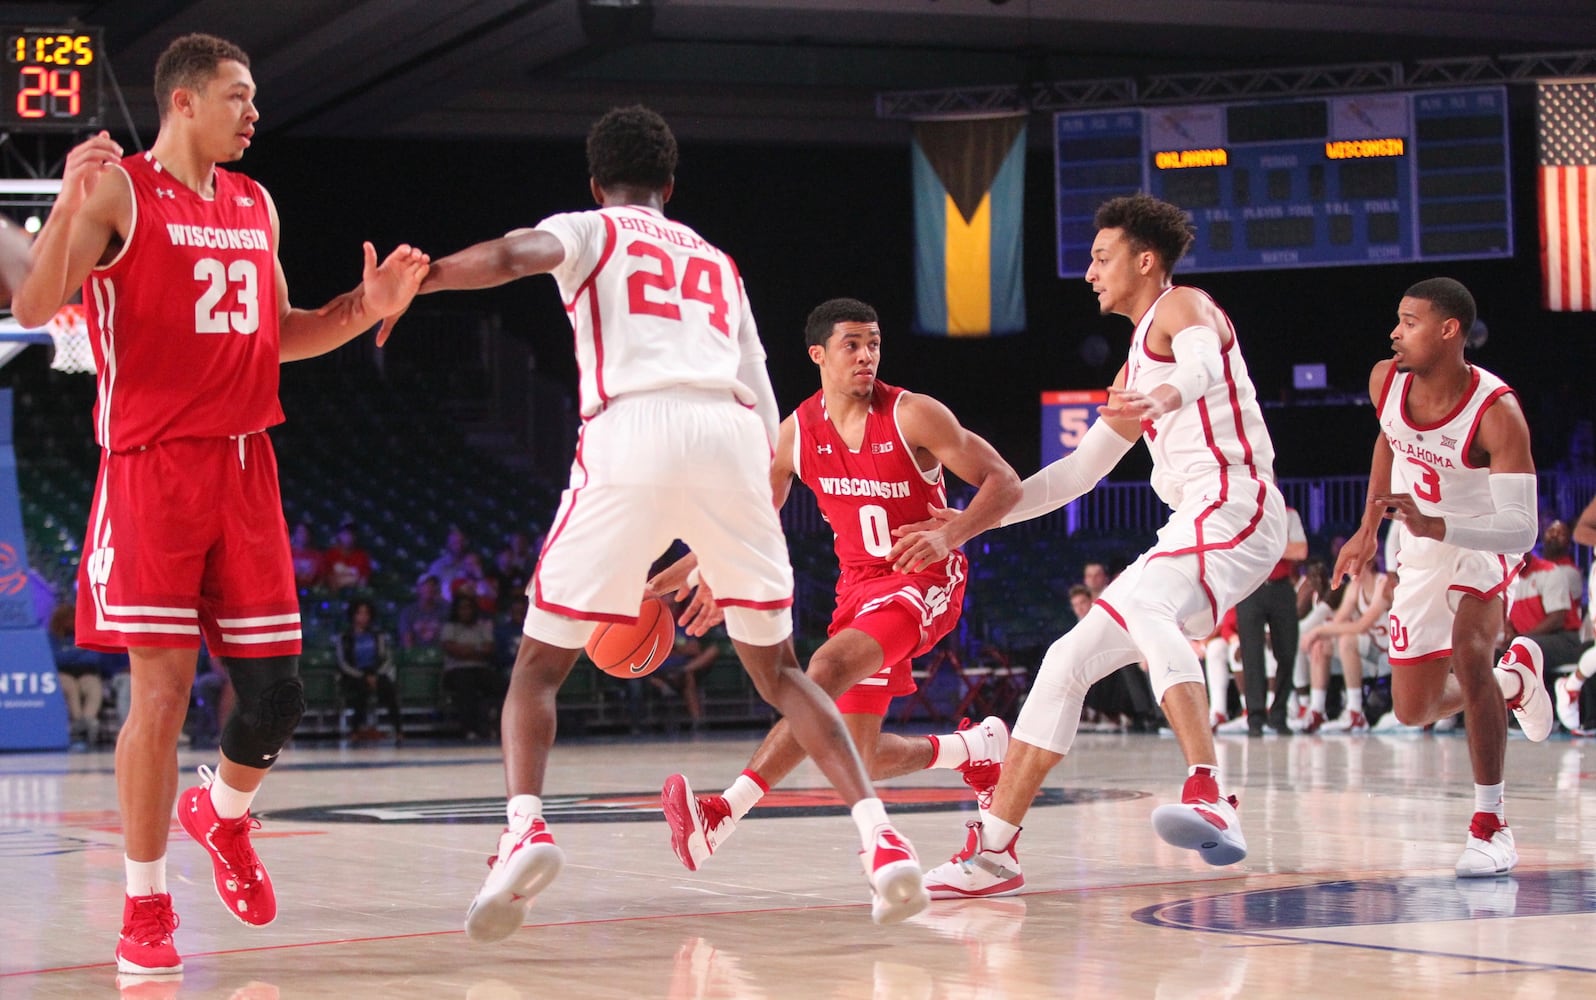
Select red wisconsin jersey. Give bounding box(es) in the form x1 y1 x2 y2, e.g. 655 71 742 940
792 381 964 578
84 153 284 450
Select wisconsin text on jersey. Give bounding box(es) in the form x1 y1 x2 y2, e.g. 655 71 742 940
164 224 271 251
815 477 913 499
614 214 711 252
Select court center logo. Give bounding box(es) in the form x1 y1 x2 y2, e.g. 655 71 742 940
261 786 1141 824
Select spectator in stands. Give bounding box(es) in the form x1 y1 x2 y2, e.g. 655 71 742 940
498 528 540 582
455 551 497 613
494 592 531 674
1299 554 1393 733
1067 584 1093 625
1082 562 1110 599
1539 519 1584 620
427 526 473 595
323 518 373 591
399 574 449 651
49 603 104 750
1503 546 1586 681
488 546 529 613
441 593 500 741
335 598 402 745
649 602 724 731
289 522 326 591
1234 505 1308 736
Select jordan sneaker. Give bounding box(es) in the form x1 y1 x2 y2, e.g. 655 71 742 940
1292 709 1327 734
177 766 275 926
1320 709 1368 734
1455 812 1517 877
115 893 182 975
661 774 736 871
953 716 1009 810
1151 771 1247 866
863 825 929 925
1555 676 1587 735
465 818 565 943
923 821 1025 899
1498 639 1554 742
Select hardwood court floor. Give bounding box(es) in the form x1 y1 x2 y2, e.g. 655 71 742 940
3 728 1595 999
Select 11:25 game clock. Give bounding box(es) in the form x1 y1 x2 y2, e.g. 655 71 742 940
0 26 103 130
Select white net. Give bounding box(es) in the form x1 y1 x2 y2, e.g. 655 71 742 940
44 304 94 374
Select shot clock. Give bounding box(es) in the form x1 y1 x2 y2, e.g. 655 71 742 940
1055 86 1513 274
1 27 103 130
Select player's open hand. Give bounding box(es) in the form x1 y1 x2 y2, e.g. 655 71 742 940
891 504 957 537
647 558 723 636
886 503 958 574
1099 384 1178 421
1331 532 1376 588
1373 492 1443 541
57 131 122 212
360 242 429 330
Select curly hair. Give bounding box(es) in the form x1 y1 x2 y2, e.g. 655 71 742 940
587 105 678 191
804 297 878 348
153 33 250 120
1093 193 1196 273
1403 277 1476 334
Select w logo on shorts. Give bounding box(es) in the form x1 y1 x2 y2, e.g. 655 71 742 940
86 547 116 587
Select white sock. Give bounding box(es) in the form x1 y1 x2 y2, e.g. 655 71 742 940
723 774 765 822
978 813 1020 852
1474 782 1505 821
126 856 168 897
507 794 541 829
1345 686 1363 714
208 774 257 820
1577 645 1596 681
928 732 971 770
1309 688 1327 715
851 797 891 852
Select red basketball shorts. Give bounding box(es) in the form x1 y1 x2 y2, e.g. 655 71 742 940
831 559 966 716
76 433 302 657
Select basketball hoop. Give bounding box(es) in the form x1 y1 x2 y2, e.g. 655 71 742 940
45 304 94 374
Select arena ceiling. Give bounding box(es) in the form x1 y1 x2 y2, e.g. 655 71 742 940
9 0 1596 146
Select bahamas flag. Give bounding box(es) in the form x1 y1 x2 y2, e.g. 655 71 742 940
912 115 1026 336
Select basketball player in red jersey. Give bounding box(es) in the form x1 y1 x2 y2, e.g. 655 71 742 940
11 34 428 977
1333 277 1550 877
652 297 1021 872
394 108 930 937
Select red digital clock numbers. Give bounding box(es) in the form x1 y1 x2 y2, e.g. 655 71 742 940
1 27 102 130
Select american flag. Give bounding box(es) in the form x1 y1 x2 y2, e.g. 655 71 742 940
1538 81 1596 311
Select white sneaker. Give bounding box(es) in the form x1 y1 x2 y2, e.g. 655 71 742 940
1214 713 1253 735
1455 814 1517 878
1291 708 1326 734
660 774 736 871
1319 709 1368 734
922 821 1025 900
464 819 564 943
953 716 1009 810
1498 639 1554 742
862 825 929 925
1555 675 1586 735
1151 772 1247 866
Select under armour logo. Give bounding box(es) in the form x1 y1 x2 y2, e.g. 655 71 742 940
817 444 833 454
156 188 176 199
1441 435 1458 449
236 196 254 207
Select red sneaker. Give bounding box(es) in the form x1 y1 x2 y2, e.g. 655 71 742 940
178 766 276 926
952 716 1009 811
115 892 182 975
661 774 736 871
464 818 564 943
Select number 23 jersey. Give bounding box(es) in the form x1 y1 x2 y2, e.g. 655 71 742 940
537 204 762 420
85 152 284 451
1377 363 1513 520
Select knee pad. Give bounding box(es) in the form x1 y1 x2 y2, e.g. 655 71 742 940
220 655 304 768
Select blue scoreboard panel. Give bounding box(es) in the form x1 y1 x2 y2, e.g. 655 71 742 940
1054 87 1512 276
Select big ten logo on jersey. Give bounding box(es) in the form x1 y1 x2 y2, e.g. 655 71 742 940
617 217 731 337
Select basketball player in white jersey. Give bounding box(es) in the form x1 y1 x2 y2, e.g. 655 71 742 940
1300 551 1394 733
1334 277 1550 877
924 193 1290 897
391 107 927 936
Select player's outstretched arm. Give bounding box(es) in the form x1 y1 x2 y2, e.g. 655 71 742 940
884 393 1020 573
11 132 126 328
374 228 566 346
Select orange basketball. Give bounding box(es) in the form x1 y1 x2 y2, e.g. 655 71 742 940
585 594 676 678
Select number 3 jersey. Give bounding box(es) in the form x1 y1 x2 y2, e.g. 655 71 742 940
84 152 284 451
793 380 967 590
1377 362 1514 521
537 204 762 420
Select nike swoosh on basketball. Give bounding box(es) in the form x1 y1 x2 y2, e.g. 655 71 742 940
629 636 664 674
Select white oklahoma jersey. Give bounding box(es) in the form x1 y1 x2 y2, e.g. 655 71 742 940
1376 363 1525 664
537 204 760 417
1093 286 1287 640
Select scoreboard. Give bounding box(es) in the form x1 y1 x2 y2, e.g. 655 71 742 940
1054 87 1512 275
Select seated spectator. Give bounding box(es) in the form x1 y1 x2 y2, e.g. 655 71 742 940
497 528 540 582
323 518 374 591
489 546 529 613
399 574 449 651
647 601 723 731
336 598 402 745
453 551 496 612
1299 555 1393 733
48 604 104 750
290 521 326 590
427 526 473 596
1504 547 1586 674
441 593 500 741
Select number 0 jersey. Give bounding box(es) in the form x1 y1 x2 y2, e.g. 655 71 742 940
85 152 284 451
792 381 965 583
1377 363 1513 519
537 205 763 419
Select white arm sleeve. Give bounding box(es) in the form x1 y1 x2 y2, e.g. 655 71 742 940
737 355 781 447
1162 325 1224 408
1441 472 1537 554
1000 419 1134 527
